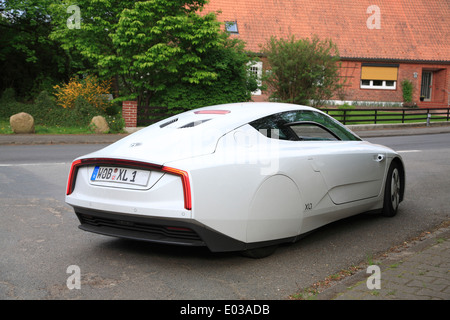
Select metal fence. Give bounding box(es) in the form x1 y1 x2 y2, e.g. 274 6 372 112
137 106 450 127
321 108 450 125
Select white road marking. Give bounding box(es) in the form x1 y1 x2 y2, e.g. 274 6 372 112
0 162 69 167
397 150 421 153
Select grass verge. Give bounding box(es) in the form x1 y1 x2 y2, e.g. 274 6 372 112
1 119 109 135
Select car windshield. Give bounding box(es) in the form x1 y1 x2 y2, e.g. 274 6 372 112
249 110 361 141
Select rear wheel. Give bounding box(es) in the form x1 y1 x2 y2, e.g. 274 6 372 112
241 245 278 259
382 162 401 217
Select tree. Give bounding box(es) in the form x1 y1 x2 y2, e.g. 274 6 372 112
49 0 136 97
50 0 257 111
261 35 342 107
0 0 80 98
109 0 223 107
152 36 258 114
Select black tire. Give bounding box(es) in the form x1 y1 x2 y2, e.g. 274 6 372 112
381 161 401 217
241 245 278 259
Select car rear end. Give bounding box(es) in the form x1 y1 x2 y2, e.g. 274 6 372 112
65 156 200 244
64 106 251 251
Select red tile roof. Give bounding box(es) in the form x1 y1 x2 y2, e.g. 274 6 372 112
203 0 450 62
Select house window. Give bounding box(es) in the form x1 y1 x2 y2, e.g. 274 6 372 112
225 21 238 33
247 61 262 95
360 79 397 90
360 65 398 90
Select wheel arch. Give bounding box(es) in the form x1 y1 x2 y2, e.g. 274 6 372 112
247 174 304 243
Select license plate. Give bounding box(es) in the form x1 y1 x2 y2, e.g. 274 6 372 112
90 166 150 186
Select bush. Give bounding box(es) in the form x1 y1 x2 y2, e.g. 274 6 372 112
33 90 62 126
68 96 125 132
0 88 125 133
1 88 16 102
105 114 126 133
149 38 258 115
261 35 342 107
52 76 125 132
0 89 17 119
53 75 112 112
401 79 413 103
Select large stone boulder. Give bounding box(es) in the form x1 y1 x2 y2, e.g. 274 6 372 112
10 112 35 134
90 116 109 134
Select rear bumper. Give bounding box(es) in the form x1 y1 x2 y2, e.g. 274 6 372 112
73 206 249 252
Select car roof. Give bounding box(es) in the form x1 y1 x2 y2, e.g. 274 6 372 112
155 102 317 132
82 103 321 165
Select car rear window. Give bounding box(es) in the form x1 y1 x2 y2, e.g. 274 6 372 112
179 119 211 128
250 110 361 141
158 110 230 129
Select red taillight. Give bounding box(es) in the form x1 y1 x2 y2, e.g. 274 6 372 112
194 110 230 115
65 158 192 211
162 166 192 210
66 159 82 195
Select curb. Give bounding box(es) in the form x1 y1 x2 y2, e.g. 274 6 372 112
0 133 128 145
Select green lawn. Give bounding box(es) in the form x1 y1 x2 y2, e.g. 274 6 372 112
0 119 92 134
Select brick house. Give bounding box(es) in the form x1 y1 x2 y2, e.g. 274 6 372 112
203 0 450 108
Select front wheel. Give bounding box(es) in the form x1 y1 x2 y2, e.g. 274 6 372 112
381 162 401 217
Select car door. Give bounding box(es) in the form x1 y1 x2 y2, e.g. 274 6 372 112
284 113 388 205
312 142 387 204
250 109 388 205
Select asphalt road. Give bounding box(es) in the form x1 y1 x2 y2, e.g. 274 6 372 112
0 134 449 300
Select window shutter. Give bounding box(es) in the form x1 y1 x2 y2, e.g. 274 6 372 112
361 66 398 81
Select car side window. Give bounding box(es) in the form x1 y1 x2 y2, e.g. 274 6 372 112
249 110 361 141
287 123 338 141
248 113 291 140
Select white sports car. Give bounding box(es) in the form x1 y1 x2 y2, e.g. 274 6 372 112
66 102 405 258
